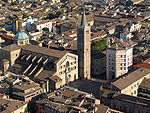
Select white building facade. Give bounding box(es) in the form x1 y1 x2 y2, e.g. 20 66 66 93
106 41 133 80
12 17 38 32
32 20 53 32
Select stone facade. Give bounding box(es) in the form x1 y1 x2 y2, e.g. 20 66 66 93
91 50 106 76
106 40 133 80
0 44 78 93
56 53 78 85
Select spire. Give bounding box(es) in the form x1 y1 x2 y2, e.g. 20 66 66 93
80 9 88 28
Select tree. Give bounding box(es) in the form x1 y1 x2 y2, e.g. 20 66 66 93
23 13 28 19
42 28 49 32
45 13 56 19
56 10 63 17
92 39 106 51
12 1 17 5
38 36 45 41
45 10 64 20
31 4 37 7
12 18 19 22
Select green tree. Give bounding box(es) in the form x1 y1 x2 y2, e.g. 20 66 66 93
38 36 45 41
12 18 19 22
92 39 106 51
45 13 55 19
31 4 37 7
45 10 63 20
12 1 17 5
42 28 49 32
56 10 63 17
23 13 28 19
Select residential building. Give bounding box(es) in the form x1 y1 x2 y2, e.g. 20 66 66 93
110 67 150 96
12 79 43 102
96 104 123 113
100 64 150 113
29 30 43 41
36 86 100 113
0 98 27 113
138 78 150 99
12 17 38 32
100 91 150 113
32 20 53 32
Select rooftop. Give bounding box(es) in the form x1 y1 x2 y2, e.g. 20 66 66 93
112 68 150 90
13 32 29 40
36 87 100 112
34 19 52 25
21 44 68 59
140 78 150 89
0 98 26 113
0 44 21 52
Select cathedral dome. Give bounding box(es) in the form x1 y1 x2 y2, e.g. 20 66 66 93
13 32 29 40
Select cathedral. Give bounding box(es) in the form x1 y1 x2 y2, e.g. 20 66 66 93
0 11 91 92
0 31 78 92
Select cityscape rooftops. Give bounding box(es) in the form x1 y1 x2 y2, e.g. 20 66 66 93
36 86 100 112
0 98 27 113
139 78 150 89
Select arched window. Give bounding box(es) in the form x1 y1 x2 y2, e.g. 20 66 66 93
66 61 69 67
137 110 141 113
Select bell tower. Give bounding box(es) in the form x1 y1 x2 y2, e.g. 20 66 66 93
77 10 91 79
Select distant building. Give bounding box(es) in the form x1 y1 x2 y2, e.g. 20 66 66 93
120 30 132 40
0 98 27 113
12 17 38 32
12 79 43 102
32 20 53 32
138 78 150 99
36 86 100 113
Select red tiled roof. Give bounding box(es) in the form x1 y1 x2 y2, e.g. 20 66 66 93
2 34 14 40
133 63 150 69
